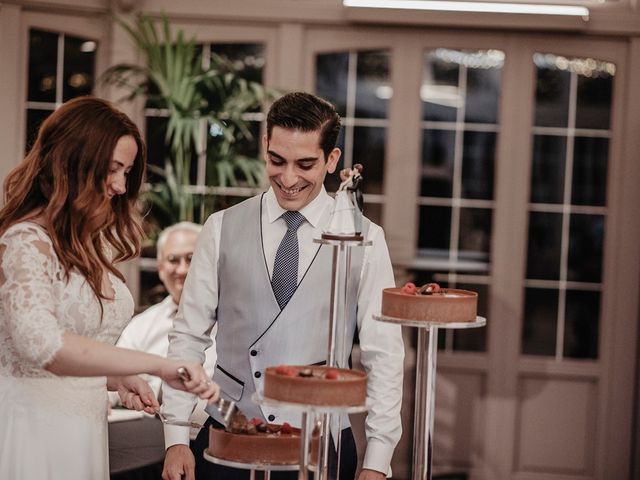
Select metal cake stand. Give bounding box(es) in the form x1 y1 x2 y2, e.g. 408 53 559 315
374 314 486 480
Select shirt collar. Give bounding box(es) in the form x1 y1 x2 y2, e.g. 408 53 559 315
265 186 331 229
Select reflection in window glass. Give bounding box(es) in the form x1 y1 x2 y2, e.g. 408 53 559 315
355 50 390 119
461 131 495 200
534 54 570 128
526 212 562 281
524 53 614 360
28 29 58 103
418 206 451 251
572 136 608 207
422 51 460 122
522 288 558 356
564 290 599 359
26 109 53 153
316 52 349 117
465 64 501 124
63 35 96 101
531 135 567 204
421 129 455 197
568 214 604 283
458 208 492 260
576 65 614 130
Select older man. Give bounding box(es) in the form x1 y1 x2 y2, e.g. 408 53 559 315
111 222 217 416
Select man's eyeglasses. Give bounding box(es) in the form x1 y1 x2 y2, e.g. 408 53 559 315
164 253 193 266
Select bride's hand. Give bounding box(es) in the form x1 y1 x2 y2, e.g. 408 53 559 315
160 362 220 405
117 375 159 414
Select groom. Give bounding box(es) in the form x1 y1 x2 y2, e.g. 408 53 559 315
161 92 404 480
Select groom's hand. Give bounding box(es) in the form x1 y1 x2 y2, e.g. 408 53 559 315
117 375 159 414
163 444 195 480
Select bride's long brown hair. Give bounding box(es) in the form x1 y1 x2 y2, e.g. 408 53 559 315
0 96 146 301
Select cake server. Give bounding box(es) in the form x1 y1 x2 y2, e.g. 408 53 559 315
176 367 242 428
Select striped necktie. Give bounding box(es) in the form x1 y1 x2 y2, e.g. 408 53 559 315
271 211 306 309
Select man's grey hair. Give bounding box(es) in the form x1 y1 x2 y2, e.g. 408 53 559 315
156 221 203 261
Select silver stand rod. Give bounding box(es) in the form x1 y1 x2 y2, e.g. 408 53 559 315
299 411 311 480
412 327 439 480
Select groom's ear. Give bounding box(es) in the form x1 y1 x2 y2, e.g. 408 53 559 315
326 148 341 174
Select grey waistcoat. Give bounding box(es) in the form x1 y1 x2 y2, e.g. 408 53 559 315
205 194 369 427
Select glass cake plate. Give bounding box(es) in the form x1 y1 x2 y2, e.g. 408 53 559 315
374 314 486 329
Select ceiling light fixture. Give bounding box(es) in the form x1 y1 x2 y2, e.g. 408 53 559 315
343 0 589 18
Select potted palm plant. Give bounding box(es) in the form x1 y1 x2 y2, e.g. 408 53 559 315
102 13 274 233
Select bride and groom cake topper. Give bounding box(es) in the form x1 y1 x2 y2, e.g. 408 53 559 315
322 163 365 241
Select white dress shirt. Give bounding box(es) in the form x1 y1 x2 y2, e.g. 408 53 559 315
163 186 404 474
109 296 217 438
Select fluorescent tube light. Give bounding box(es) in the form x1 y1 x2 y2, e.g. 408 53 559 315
343 0 590 18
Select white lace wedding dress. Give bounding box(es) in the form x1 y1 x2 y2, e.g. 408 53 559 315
0 222 134 479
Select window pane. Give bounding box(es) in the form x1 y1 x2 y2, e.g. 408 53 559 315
461 130 495 200
422 50 459 122
352 126 385 194
316 52 349 117
145 115 170 182
531 135 567 204
458 208 492 263
522 288 558 356
211 43 264 84
465 62 501 124
355 50 390 119
572 136 608 207
28 29 58 103
63 35 96 101
533 55 570 128
526 212 562 280
325 128 346 194
418 206 451 250
576 70 614 130
564 290 599 359
568 214 604 283
26 109 53 153
421 129 455 197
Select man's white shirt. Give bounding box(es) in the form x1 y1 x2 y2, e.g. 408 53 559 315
163 187 404 474
110 296 217 437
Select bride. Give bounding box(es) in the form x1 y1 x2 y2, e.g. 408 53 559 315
0 97 219 480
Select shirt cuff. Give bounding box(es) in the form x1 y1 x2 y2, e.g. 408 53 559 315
362 438 394 477
163 424 192 450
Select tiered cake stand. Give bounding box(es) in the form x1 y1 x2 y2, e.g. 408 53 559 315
374 314 486 480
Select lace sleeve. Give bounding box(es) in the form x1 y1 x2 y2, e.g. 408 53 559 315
0 226 64 368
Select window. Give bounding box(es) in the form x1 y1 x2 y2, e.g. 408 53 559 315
415 48 504 352
315 49 391 226
522 53 614 359
25 29 97 151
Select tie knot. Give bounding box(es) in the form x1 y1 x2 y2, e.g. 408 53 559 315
281 211 305 231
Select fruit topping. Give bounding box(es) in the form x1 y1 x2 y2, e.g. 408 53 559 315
401 282 417 295
324 369 338 380
298 368 313 377
256 423 268 433
281 422 293 434
275 365 296 377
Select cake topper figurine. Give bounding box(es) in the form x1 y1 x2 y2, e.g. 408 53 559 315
322 163 365 240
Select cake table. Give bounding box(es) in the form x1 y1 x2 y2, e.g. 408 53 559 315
374 314 486 480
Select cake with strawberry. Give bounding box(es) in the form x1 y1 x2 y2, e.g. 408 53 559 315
381 282 477 323
264 365 367 407
208 418 317 465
